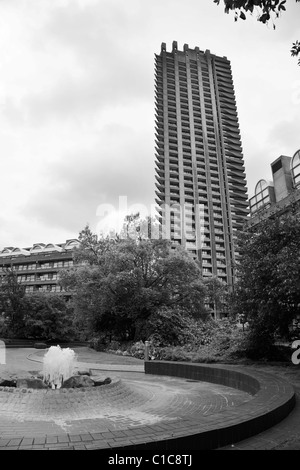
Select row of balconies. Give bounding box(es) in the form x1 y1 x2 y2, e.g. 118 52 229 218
18 274 59 282
0 262 74 273
25 285 66 293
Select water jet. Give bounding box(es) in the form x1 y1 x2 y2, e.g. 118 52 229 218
43 345 77 389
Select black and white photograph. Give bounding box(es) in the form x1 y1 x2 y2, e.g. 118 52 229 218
0 0 299 458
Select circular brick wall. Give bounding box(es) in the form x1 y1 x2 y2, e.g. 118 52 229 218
141 361 296 450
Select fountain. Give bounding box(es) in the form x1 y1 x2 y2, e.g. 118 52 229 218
0 344 112 390
43 345 77 389
0 345 291 450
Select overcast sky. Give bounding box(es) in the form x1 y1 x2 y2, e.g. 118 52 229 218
0 0 299 248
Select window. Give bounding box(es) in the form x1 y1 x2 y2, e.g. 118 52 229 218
63 260 73 267
25 286 35 292
291 149 300 187
53 261 64 268
249 179 274 214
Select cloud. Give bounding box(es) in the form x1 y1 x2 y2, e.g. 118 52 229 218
21 123 155 237
268 119 300 156
243 113 300 197
21 66 152 126
1 0 153 127
0 0 299 248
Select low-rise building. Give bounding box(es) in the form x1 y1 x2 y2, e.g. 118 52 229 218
248 148 300 227
0 239 79 295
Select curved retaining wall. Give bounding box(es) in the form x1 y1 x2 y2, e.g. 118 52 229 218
135 360 296 450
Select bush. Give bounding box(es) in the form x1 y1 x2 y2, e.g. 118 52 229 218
89 334 110 351
93 318 246 362
143 307 200 346
128 341 146 359
107 340 121 351
92 316 292 364
239 316 277 360
137 319 249 363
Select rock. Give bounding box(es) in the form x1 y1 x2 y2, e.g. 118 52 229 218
0 377 16 387
0 371 29 387
92 376 112 386
16 378 48 389
62 375 94 388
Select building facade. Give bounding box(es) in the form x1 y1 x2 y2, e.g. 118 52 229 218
154 42 248 287
248 149 300 227
0 239 79 295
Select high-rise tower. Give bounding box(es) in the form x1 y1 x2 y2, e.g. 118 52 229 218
154 42 249 287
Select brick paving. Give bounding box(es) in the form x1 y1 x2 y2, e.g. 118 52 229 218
0 367 252 449
0 348 298 450
219 387 300 450
216 362 300 450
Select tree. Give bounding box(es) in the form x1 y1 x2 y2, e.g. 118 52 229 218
118 213 160 241
0 268 27 336
214 0 300 65
232 211 300 356
0 267 79 340
22 293 78 341
73 224 114 266
291 40 300 65
203 276 229 318
122 212 142 239
59 220 208 342
142 306 200 346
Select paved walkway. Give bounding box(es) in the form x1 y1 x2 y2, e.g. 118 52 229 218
219 389 300 450
0 348 299 450
219 363 300 450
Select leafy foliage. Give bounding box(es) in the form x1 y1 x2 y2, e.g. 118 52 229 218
118 213 160 240
22 293 78 341
144 307 215 346
232 211 300 357
291 40 300 65
108 318 248 362
203 276 229 316
214 0 291 23
214 0 300 65
59 221 209 342
0 269 27 335
0 268 78 340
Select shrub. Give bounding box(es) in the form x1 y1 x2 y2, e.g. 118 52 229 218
141 319 248 363
89 334 110 351
144 307 200 346
128 341 146 359
98 316 293 363
107 340 121 351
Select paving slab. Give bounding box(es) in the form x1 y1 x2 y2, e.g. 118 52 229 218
0 347 298 450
